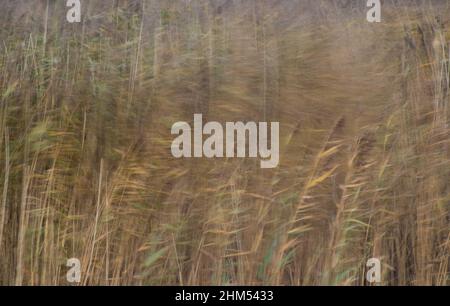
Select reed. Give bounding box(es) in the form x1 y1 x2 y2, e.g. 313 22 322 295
0 0 449 286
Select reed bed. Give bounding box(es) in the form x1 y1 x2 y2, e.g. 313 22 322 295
0 0 449 285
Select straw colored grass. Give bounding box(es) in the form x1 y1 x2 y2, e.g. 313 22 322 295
0 0 449 285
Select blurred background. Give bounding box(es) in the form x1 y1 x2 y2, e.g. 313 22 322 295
1 0 450 285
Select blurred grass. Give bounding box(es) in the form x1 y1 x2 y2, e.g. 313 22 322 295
0 0 449 285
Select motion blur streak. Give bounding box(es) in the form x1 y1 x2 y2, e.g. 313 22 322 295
0 0 449 286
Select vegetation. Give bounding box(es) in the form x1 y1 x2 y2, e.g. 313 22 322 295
0 0 450 285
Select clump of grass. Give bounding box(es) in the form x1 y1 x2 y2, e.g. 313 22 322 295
0 0 449 286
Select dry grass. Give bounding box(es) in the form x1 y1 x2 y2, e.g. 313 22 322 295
0 0 450 285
